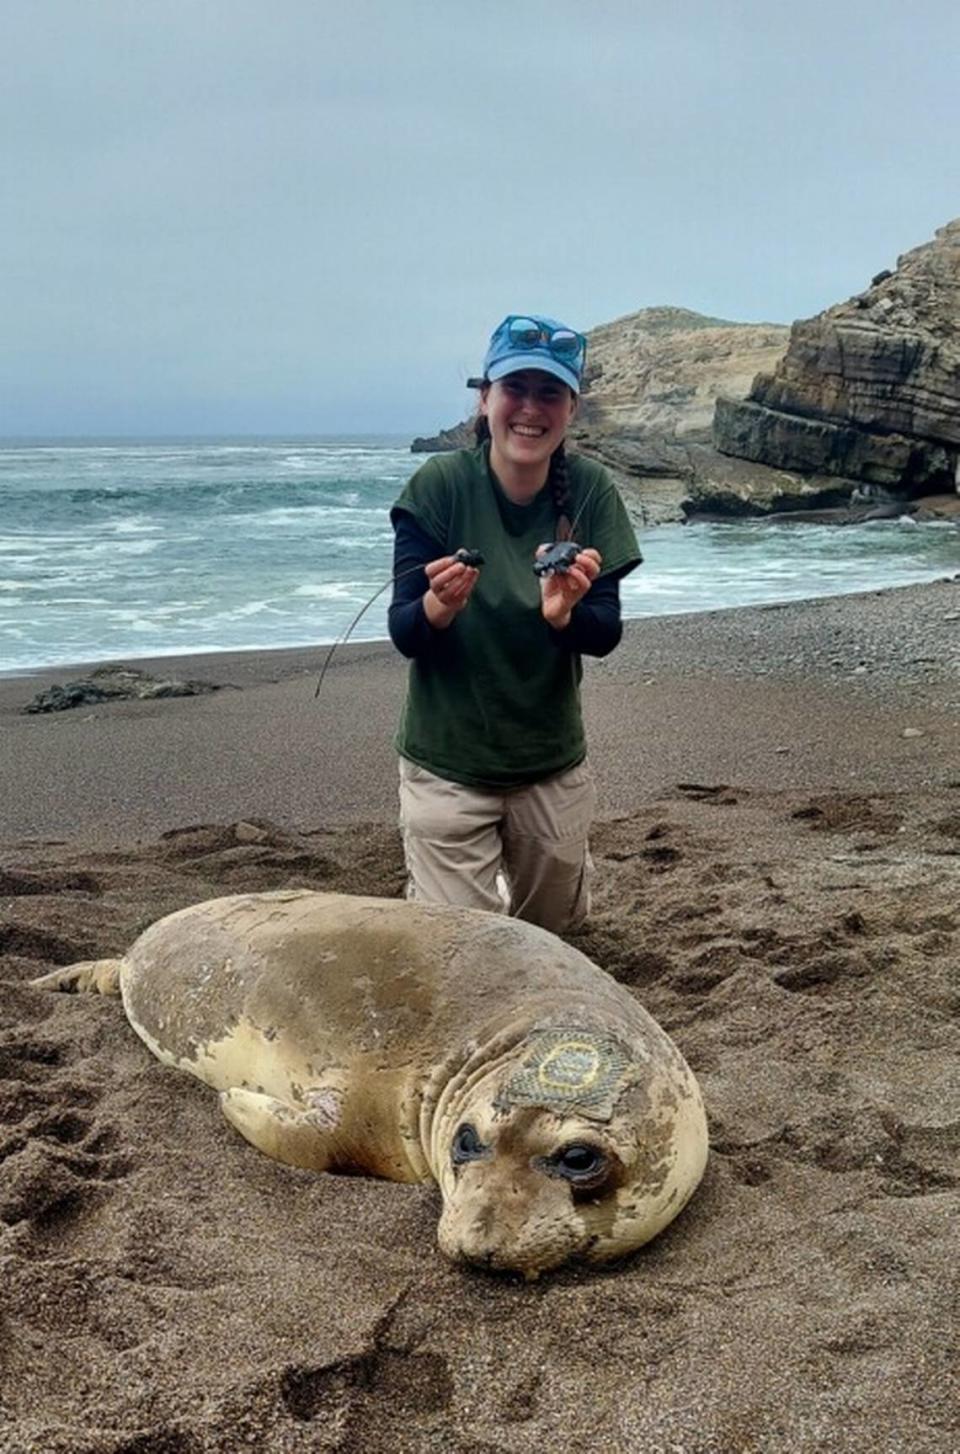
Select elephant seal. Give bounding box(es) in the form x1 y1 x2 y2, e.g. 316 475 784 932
35 891 708 1278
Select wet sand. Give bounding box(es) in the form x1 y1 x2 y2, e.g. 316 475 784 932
1 579 959 1452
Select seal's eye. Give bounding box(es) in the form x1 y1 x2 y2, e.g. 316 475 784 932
550 1143 608 1186
451 1123 488 1166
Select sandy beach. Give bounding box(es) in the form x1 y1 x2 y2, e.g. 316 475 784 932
2 578 959 1453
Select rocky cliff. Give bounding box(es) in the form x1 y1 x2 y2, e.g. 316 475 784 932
413 308 791 523
714 220 960 498
411 419 474 453
579 308 807 521
413 306 785 452
411 225 960 524
574 306 787 437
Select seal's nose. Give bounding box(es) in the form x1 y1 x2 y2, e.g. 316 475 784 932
450 1200 520 1270
451 1184 550 1276
437 1153 580 1278
456 1216 501 1266
469 1204 497 1239
456 1239 526 1278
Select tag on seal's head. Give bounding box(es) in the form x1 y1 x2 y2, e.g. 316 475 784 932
494 1027 637 1122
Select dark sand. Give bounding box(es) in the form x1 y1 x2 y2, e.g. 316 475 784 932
1 579 959 1452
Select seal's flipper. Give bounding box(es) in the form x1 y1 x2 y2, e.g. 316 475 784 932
31 959 123 996
219 1089 337 1172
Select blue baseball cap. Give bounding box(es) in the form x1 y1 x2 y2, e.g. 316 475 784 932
481 314 587 394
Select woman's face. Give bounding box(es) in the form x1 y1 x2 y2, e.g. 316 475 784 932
480 370 577 474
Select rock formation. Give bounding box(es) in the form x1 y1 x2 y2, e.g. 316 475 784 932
411 224 960 524
23 665 225 714
714 220 960 497
571 308 793 522
413 308 790 523
574 307 787 436
413 307 787 451
410 419 473 453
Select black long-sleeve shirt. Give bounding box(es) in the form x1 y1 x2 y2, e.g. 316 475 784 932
387 510 625 661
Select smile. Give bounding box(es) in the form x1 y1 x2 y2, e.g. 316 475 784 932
510 424 547 437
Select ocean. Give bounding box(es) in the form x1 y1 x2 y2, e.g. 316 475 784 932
2 438 957 675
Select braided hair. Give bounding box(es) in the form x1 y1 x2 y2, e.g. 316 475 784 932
474 404 573 542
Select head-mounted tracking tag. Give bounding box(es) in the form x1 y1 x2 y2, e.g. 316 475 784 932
496 1028 633 1122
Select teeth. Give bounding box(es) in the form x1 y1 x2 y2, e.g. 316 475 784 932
511 425 544 437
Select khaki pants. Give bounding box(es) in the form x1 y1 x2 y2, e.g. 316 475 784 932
398 757 596 935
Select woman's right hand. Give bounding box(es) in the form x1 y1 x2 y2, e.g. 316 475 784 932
423 553 480 628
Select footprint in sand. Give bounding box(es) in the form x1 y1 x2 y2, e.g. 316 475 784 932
790 795 903 835
279 1346 455 1445
0 867 104 897
929 811 960 841
0 922 102 965
0 1037 132 1236
675 782 740 805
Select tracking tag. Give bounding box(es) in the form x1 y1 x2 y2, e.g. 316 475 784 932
496 1027 633 1122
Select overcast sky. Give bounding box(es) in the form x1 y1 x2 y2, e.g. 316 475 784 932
3 1 958 436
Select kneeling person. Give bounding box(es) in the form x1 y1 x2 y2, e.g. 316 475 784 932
389 313 641 934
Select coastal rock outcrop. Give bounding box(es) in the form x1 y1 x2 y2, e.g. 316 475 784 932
714 220 960 497
411 420 474 453
574 306 788 438
412 226 960 523
23 664 225 714
413 308 790 523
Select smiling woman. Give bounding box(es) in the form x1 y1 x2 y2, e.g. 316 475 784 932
480 370 574 478
387 313 643 935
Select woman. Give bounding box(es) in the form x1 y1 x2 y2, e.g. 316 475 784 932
388 314 641 934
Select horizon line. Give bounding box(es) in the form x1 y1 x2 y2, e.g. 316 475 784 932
0 431 417 444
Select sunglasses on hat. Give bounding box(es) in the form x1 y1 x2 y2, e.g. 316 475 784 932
501 315 586 361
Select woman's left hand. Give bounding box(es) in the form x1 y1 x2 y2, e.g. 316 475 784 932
537 546 602 629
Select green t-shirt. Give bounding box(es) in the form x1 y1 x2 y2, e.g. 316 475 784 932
392 444 641 790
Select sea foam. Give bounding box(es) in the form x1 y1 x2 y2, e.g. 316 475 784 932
1 439 956 673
